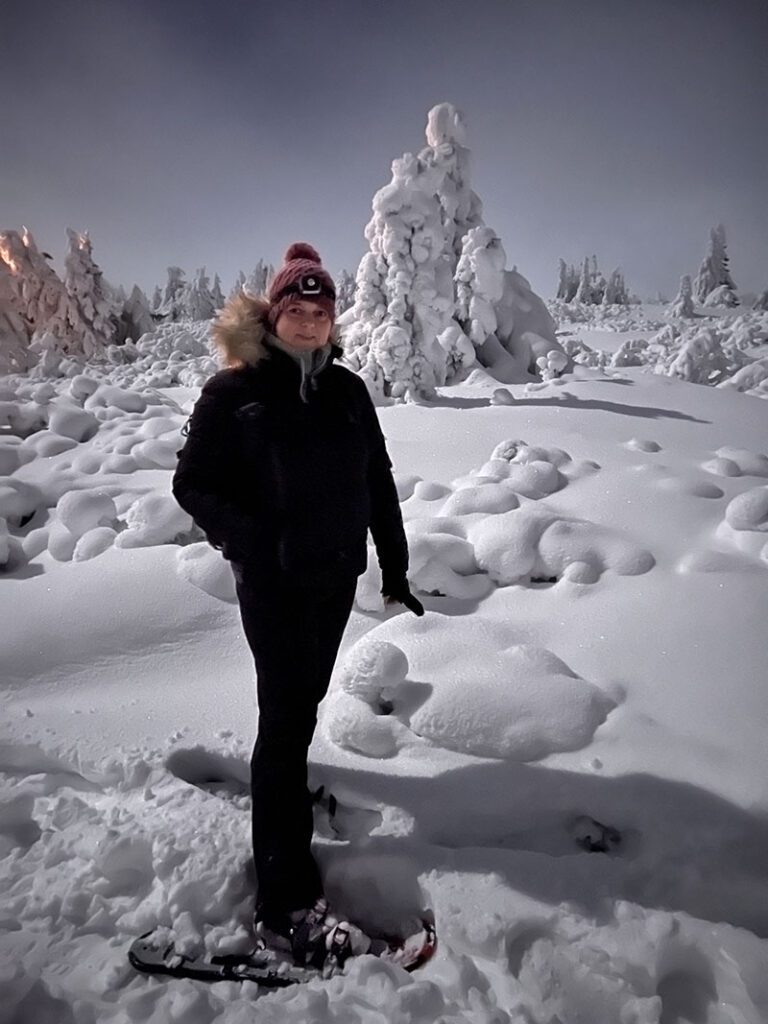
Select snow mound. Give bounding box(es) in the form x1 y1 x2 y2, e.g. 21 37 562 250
439 481 520 515
337 638 410 706
83 383 148 414
57 489 117 538
47 400 99 442
715 446 768 478
718 355 768 398
724 486 768 532
175 542 237 602
116 493 192 548
404 518 491 600
325 614 615 761
467 506 654 585
73 526 118 562
0 477 43 526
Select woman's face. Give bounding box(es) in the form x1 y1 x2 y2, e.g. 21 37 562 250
274 299 332 351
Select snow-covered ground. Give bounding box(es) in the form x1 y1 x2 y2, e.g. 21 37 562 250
2 306 768 1023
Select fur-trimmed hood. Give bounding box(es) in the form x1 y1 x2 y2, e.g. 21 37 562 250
211 292 342 369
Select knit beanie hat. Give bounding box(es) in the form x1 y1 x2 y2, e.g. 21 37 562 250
267 242 336 328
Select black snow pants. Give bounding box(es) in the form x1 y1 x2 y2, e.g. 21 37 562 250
232 564 358 918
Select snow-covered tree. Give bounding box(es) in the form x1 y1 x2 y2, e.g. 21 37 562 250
574 257 592 304
211 273 225 311
602 268 629 306
556 261 580 302
556 259 568 300
64 228 119 357
694 224 738 305
343 103 563 400
118 285 154 342
0 228 74 339
753 289 768 312
0 259 30 373
150 285 162 312
670 274 695 318
335 270 356 315
228 270 247 301
180 267 215 321
158 267 186 321
343 127 461 399
245 260 270 297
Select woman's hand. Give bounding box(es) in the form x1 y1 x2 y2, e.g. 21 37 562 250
382 582 425 616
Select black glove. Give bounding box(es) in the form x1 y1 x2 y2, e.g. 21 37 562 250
382 580 425 617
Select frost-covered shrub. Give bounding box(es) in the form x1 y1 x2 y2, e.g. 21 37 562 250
717 357 768 397
610 338 649 367
666 328 750 384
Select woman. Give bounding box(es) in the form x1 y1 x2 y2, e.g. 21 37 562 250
172 243 423 966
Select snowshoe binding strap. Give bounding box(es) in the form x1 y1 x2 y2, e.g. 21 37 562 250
289 898 331 970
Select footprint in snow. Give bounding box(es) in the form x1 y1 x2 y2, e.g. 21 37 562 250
656 943 718 1024
165 746 249 800
311 785 384 841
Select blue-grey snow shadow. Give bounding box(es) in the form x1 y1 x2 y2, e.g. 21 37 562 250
427 394 709 421
317 760 768 937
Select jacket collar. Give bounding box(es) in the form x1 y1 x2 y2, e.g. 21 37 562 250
211 290 342 370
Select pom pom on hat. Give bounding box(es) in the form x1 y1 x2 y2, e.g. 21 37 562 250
284 242 321 263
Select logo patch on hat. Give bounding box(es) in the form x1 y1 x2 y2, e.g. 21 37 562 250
299 274 321 296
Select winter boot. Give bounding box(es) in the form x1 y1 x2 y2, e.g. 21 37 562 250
254 897 371 974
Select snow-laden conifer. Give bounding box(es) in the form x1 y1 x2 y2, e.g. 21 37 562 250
602 268 629 306
557 262 579 302
180 267 215 321
120 285 155 342
0 258 30 373
670 275 695 318
694 224 738 306
245 260 270 297
228 270 246 301
343 103 564 399
574 257 592 304
64 228 119 358
343 134 457 399
335 270 356 316
0 228 74 340
211 274 225 311
556 259 569 300
159 267 186 321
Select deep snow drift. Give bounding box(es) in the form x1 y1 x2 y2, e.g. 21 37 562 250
1 304 768 1023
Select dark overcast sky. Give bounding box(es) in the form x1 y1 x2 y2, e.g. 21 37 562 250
1 0 766 300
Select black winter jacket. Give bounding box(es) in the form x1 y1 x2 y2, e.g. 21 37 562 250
172 341 409 593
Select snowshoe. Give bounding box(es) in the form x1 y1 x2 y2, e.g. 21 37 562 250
128 914 436 987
